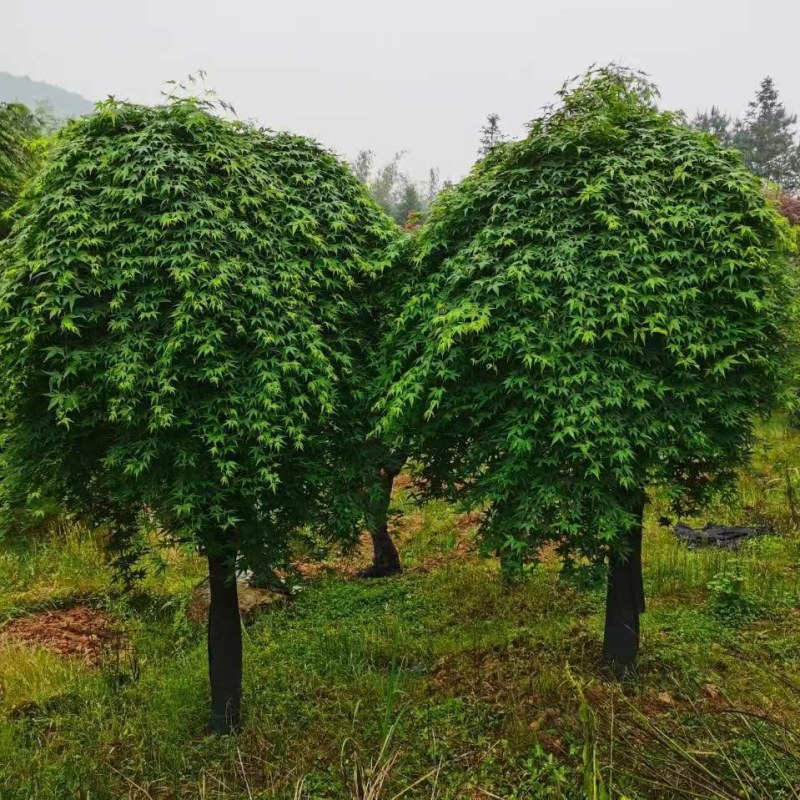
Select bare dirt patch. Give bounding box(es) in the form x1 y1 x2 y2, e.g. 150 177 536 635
1 607 120 665
293 508 481 579
291 473 481 579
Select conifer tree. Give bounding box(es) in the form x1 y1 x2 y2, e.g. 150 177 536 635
477 112 506 156
691 105 733 146
734 77 800 190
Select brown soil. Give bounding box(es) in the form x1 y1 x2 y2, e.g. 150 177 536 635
289 471 479 579
292 504 481 579
1 607 120 665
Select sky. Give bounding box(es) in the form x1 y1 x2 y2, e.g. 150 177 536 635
3 0 799 184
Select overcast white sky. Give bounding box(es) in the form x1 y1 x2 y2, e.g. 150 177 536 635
3 0 799 183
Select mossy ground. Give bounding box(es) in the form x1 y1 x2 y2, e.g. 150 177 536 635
2 419 800 799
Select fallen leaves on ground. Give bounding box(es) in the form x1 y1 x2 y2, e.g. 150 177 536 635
1 607 120 665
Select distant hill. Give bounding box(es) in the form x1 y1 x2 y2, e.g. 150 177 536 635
0 72 94 121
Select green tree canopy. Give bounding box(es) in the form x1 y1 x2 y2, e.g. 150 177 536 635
378 68 795 669
0 102 44 238
0 97 396 729
690 105 733 146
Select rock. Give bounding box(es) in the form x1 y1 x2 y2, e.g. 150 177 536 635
672 522 771 549
187 577 290 625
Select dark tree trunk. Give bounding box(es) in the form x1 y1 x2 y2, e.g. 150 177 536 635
602 496 646 678
207 553 242 734
360 460 403 578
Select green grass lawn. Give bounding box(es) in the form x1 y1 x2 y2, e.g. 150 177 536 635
2 419 800 799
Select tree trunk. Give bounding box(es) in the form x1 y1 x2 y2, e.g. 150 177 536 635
360 461 403 578
602 496 646 678
207 553 242 734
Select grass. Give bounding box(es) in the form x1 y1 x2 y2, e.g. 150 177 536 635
2 418 800 797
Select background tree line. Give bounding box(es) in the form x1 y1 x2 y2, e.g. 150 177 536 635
349 112 508 224
352 74 800 229
5 72 800 235
692 76 800 192
0 102 49 239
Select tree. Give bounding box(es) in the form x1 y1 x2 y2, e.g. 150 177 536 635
351 148 374 184
0 102 43 239
0 97 396 731
426 167 441 206
378 67 794 674
779 192 800 227
344 151 417 577
691 105 733 145
735 78 800 189
691 79 800 191
733 78 800 190
346 202 412 579
351 149 438 224
356 446 405 578
343 153 438 579
393 178 424 226
366 151 404 218
477 112 506 156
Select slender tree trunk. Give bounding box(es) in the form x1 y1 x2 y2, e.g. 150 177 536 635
602 495 646 678
207 553 242 734
360 459 403 578
368 471 402 576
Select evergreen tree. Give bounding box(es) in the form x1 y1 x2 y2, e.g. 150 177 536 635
351 150 441 224
367 152 404 217
691 105 733 145
393 178 424 225
478 112 506 156
733 77 800 190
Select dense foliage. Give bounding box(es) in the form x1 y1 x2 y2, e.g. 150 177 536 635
378 69 795 575
0 102 43 239
779 191 800 227
0 96 399 729
0 97 396 566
